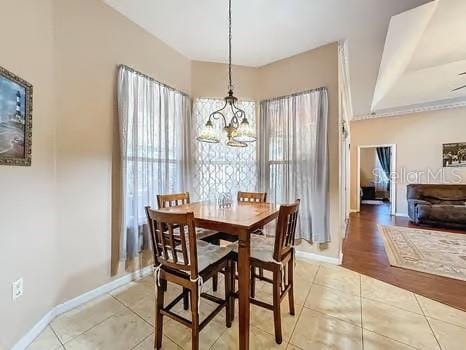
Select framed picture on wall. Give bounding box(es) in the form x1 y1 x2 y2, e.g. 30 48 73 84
443 142 466 168
0 66 33 166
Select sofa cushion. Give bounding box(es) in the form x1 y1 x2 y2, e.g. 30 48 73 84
407 184 466 202
417 204 466 225
423 196 465 206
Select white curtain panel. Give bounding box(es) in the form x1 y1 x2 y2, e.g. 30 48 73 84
258 88 330 243
117 65 191 260
191 98 257 201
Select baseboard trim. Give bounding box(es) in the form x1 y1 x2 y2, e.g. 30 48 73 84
395 212 409 218
11 308 57 350
296 250 340 265
12 265 153 350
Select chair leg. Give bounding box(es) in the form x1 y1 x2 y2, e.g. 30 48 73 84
250 265 256 298
288 254 295 316
225 260 232 328
155 279 165 349
183 287 189 310
212 274 218 292
272 268 283 344
211 238 220 292
259 267 264 279
190 283 200 350
230 260 236 323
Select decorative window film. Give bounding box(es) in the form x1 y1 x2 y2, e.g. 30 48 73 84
192 98 257 201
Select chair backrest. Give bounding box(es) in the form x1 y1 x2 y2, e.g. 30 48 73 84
237 191 267 203
157 192 190 209
273 200 300 261
145 207 199 277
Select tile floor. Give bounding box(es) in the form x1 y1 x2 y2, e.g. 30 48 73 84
28 260 466 350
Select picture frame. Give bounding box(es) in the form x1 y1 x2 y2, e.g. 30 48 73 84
443 142 466 168
0 66 33 166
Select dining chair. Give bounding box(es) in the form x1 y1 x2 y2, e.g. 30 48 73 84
230 199 300 344
238 191 268 278
145 207 234 350
157 192 191 208
237 191 267 203
157 192 218 240
157 192 222 292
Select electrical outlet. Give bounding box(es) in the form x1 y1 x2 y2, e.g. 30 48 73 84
12 278 23 300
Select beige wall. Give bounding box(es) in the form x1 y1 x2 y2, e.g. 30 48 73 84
1 1 191 348
191 61 258 100
1 2 341 347
350 108 466 215
258 43 342 259
360 148 377 186
53 0 191 304
0 1 58 348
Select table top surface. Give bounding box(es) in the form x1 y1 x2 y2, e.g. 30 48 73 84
157 201 280 230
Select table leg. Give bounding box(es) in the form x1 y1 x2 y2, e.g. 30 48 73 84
237 230 250 350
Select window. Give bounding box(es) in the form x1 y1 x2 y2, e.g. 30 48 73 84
192 98 257 200
118 66 191 258
259 88 330 242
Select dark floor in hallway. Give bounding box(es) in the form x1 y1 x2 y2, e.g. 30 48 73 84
342 203 466 311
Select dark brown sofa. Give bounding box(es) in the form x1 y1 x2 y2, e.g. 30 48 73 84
407 184 466 229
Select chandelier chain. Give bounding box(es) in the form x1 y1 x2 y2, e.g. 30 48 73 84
196 0 256 146
228 0 232 90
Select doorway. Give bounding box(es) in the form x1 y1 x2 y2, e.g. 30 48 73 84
357 144 396 215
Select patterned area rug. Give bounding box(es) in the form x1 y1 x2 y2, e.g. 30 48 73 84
378 225 466 281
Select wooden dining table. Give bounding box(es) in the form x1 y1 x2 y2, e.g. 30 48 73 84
158 200 280 350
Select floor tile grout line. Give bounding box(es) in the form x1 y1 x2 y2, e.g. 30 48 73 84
49 323 65 348
360 295 424 315
414 294 427 316
301 303 362 328
129 333 152 350
311 263 321 284
208 326 228 350
287 298 307 348
55 309 119 346
351 298 441 350
311 280 361 297
414 293 466 330
424 316 444 350
362 330 420 350
107 292 155 329
314 278 434 318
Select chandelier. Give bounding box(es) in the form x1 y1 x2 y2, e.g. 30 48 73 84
196 0 256 147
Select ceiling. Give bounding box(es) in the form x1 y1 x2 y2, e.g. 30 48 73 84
372 0 466 113
104 0 429 115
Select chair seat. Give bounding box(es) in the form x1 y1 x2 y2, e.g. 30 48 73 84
196 228 220 240
230 235 279 263
197 240 232 271
160 240 232 272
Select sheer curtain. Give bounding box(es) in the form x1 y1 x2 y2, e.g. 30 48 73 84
118 65 191 260
258 88 330 242
191 98 257 201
